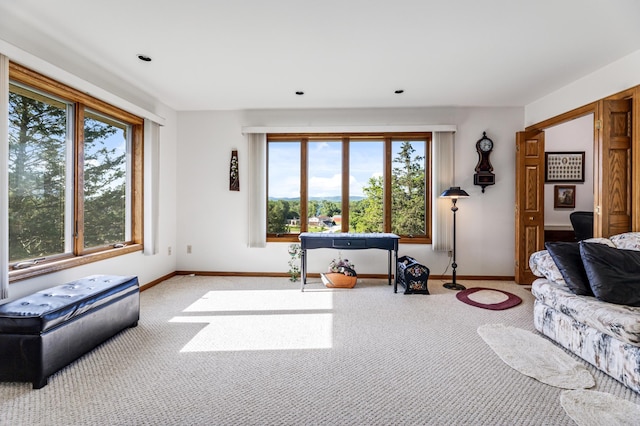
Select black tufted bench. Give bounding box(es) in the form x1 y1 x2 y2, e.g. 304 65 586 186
0 275 139 388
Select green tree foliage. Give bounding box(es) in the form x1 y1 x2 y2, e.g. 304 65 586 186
267 199 301 234
350 142 425 235
350 176 383 233
391 141 426 235
267 199 292 233
308 199 320 217
8 91 67 261
82 117 124 248
8 89 125 261
319 200 340 217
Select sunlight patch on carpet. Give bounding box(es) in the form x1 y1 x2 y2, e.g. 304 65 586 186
170 313 333 352
182 289 333 313
478 323 594 389
561 389 640 425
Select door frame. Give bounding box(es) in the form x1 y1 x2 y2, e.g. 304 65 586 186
524 102 597 230
526 87 640 235
516 85 640 283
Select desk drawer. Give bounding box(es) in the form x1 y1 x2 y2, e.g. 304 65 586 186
332 239 366 248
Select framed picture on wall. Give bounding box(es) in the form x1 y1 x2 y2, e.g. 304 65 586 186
554 185 576 209
545 151 585 182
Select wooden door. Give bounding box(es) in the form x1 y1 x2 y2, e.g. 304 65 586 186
515 130 545 284
598 98 632 237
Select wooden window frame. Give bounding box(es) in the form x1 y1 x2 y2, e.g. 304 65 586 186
266 132 432 244
8 63 144 282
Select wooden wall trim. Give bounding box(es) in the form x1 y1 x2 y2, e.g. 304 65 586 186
525 102 597 132
140 272 176 291
634 87 640 231
173 270 515 281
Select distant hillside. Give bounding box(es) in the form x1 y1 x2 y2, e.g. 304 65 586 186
269 196 365 202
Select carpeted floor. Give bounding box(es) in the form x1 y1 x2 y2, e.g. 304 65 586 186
2 275 640 425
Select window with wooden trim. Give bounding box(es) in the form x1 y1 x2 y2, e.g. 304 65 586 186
267 133 431 243
7 63 143 279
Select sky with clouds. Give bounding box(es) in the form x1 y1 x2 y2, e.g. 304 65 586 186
268 140 424 199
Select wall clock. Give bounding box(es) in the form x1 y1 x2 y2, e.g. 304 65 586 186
474 132 495 193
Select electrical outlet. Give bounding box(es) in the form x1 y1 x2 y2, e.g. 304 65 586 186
187 245 192 254
448 250 453 258
168 246 172 256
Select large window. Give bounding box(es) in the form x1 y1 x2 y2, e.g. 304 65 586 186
7 63 143 279
267 133 431 243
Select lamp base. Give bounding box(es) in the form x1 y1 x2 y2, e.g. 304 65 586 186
443 282 466 291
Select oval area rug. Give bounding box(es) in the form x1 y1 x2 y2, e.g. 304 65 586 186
478 323 595 389
456 287 522 310
560 389 640 425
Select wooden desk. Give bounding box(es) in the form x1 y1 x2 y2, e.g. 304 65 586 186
298 233 400 292
544 226 575 243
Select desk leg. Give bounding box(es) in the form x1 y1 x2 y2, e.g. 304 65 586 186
394 248 398 293
387 250 392 286
301 249 307 292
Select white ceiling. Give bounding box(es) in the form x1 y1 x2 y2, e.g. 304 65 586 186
1 0 639 111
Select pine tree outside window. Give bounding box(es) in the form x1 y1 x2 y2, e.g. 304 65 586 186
7 63 143 279
8 83 71 262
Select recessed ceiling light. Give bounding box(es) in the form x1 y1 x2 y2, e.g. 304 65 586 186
137 54 152 62
394 89 404 94
295 91 304 95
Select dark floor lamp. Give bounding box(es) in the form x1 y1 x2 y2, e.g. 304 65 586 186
440 186 469 291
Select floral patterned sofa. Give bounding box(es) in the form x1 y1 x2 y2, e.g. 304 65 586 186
529 232 640 393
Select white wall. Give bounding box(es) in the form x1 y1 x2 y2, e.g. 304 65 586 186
176 107 523 278
544 114 594 228
525 49 640 126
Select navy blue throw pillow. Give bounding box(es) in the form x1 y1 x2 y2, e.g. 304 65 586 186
545 242 593 296
579 242 640 306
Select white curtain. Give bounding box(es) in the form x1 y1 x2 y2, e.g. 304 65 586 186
143 119 161 255
1 54 9 298
247 133 267 247
431 132 455 251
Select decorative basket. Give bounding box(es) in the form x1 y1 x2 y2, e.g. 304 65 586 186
321 272 357 288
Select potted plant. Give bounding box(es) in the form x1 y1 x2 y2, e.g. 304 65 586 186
321 253 357 288
287 244 302 282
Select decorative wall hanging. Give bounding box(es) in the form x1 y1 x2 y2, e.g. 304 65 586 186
229 150 239 191
554 185 576 209
545 152 585 182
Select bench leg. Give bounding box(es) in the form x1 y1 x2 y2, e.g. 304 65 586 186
33 376 48 389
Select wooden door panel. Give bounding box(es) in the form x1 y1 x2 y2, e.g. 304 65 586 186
525 165 540 211
608 216 631 236
607 150 629 213
601 99 632 237
524 226 540 261
610 111 630 140
515 130 544 284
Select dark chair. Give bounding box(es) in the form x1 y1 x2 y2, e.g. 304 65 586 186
570 211 594 241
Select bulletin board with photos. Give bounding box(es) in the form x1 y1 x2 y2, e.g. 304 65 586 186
545 152 585 182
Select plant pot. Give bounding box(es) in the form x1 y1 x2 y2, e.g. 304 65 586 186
321 272 357 288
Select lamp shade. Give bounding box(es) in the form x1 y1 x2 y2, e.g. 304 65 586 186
440 186 469 198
